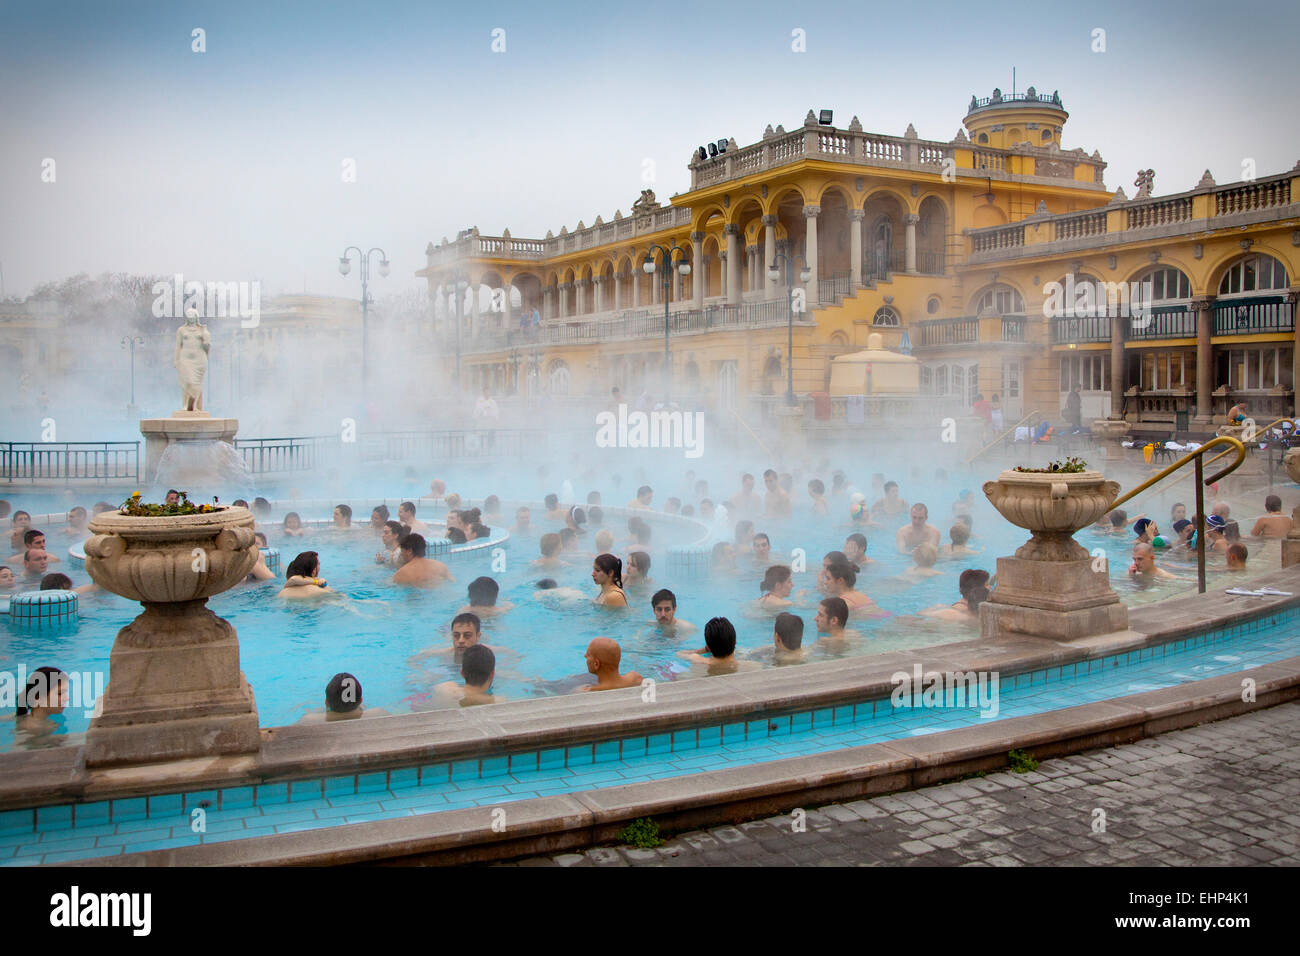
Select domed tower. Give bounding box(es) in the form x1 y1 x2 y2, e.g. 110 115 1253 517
963 87 1068 150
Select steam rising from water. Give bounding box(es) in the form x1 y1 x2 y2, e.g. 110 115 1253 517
152 440 256 501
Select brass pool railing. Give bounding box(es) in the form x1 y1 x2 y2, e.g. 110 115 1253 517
1106 435 1247 594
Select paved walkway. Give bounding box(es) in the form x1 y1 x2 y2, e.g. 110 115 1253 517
499 701 1300 866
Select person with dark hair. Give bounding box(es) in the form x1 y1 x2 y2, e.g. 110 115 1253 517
577 637 643 692
512 506 532 534
559 527 578 551
21 549 52 579
14 666 69 745
375 520 405 564
592 553 628 607
751 532 772 566
625 551 652 588
63 506 89 538
8 529 60 566
398 501 429 535
165 489 181 505
533 577 586 601
588 505 604 527
451 645 499 706
728 474 762 516
733 519 755 553
282 512 306 538
678 616 755 675
40 572 95 596
758 565 798 609
763 469 791 518
843 532 875 568
252 497 272 520
564 506 586 534
91 501 114 516
628 485 654 510
815 597 852 641
279 551 333 598
650 588 694 633
0 566 16 591
369 504 391 529
462 576 512 616
1250 495 1292 538
871 480 908 520
808 479 828 515
824 562 880 614
393 533 451 588
817 550 856 594
0 500 9 519
921 568 991 621
544 493 563 519
332 504 353 529
468 521 491 541
710 540 735 570
244 532 275 581
483 495 503 525
446 526 468 544
897 504 940 553
8 510 32 551
772 612 806 663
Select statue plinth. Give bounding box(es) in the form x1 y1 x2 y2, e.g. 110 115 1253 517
140 411 239 485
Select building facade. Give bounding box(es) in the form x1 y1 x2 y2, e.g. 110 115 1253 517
416 89 1298 433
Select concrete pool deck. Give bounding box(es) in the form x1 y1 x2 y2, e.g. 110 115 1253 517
0 562 1291 864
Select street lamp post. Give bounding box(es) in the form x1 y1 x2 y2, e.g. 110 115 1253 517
120 335 144 408
767 253 812 406
338 245 391 390
642 243 691 403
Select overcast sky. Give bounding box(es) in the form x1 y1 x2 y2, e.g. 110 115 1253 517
3 0 1297 301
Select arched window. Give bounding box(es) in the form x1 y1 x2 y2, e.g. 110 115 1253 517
1218 255 1289 296
872 307 900 326
972 284 1025 316
548 360 570 395
1138 266 1192 303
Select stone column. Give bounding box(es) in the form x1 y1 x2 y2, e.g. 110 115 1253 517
468 275 481 334
762 216 778 296
633 270 641 308
803 206 821 308
1192 296 1215 425
692 232 705 308
652 268 661 306
559 282 570 317
849 210 864 288
502 282 513 329
726 224 741 306
904 213 919 274
1110 307 1125 419
614 272 623 311
543 285 555 321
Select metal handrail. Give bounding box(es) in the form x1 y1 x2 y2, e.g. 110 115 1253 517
965 409 1040 466
1105 435 1246 594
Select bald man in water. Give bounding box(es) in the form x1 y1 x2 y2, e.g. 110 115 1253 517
577 637 643 692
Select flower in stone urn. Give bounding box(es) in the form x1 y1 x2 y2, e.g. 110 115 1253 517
984 465 1120 561
83 506 256 604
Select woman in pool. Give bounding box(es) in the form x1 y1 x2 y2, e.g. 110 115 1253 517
758 565 802 610
282 512 307 538
331 504 353 530
278 551 334 599
369 505 390 530
11 666 69 748
710 541 736 571
824 562 882 615
591 553 628 607
624 551 652 589
817 550 857 593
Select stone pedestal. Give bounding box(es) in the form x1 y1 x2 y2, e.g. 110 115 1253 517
84 603 260 765
82 508 260 767
981 555 1128 640
140 411 239 485
1283 504 1300 569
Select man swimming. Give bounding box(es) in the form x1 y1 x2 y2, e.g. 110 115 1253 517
896 504 941 553
460 576 512 617
650 588 695 633
576 637 643 692
677 616 757 676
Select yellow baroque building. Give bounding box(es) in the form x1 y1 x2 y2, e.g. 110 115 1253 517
417 88 1298 435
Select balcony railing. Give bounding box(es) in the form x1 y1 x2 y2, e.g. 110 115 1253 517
1 442 139 483
1126 306 1197 340
1051 314 1111 344
916 317 979 347
1213 296 1294 335
1001 315 1027 341
817 271 852 304
968 170 1297 261
863 247 906 280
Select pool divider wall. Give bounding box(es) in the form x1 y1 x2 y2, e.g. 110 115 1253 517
2 563 1298 818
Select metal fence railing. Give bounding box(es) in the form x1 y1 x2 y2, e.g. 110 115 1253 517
1 442 140 484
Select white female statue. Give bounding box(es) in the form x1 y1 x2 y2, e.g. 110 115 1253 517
174 306 211 412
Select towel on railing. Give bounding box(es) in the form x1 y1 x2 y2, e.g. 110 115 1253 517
1014 426 1031 442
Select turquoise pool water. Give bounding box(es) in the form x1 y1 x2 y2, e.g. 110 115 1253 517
3 478 1273 754
1 604 1293 865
